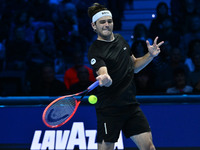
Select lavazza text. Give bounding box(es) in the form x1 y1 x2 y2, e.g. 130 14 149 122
31 122 124 150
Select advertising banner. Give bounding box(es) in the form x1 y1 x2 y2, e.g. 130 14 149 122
0 98 200 149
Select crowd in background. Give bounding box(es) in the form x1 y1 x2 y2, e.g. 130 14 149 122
0 0 199 96
132 0 200 95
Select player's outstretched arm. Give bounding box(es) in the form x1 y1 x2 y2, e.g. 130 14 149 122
132 37 164 73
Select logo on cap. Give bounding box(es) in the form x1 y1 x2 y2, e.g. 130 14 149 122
102 12 109 15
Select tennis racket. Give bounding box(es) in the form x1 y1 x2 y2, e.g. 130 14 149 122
42 80 99 128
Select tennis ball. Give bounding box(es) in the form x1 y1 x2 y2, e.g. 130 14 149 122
88 95 98 104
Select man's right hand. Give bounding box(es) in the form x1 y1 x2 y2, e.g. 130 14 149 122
96 74 112 87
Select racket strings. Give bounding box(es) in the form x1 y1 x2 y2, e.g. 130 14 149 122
45 97 76 126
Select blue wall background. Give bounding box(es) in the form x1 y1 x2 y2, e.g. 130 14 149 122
0 95 200 149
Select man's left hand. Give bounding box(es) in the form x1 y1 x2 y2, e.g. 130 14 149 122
146 36 164 57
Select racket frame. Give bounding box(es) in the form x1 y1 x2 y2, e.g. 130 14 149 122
42 81 99 128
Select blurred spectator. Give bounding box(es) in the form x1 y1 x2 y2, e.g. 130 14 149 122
9 10 35 43
170 0 197 34
0 0 6 13
0 70 26 96
27 0 54 21
188 51 200 93
152 42 173 93
125 0 134 10
181 0 197 34
0 41 6 71
184 39 200 72
52 1 82 59
30 21 55 43
196 0 200 16
169 47 189 73
179 14 200 59
30 63 68 96
131 23 152 45
54 51 66 74
135 68 155 95
170 0 183 28
5 26 31 70
0 12 12 42
154 43 190 94
107 0 124 30
28 27 56 64
53 1 79 41
184 0 197 34
131 40 148 58
131 26 155 94
154 45 192 94
4 1 29 17
64 50 96 90
26 27 56 84
149 2 170 40
166 67 193 94
75 0 96 42
61 2 79 32
158 16 181 48
130 24 152 59
64 33 88 64
69 66 93 94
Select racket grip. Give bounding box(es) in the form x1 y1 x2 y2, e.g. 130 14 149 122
88 81 99 92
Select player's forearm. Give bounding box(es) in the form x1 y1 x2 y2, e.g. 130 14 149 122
96 66 108 75
133 52 154 73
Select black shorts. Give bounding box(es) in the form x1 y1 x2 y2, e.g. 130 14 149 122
96 104 151 143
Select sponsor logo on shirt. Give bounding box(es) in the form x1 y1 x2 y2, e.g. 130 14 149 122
91 58 96 65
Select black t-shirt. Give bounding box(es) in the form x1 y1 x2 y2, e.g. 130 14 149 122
88 34 137 109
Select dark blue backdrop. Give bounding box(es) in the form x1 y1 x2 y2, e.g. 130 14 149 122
0 95 200 149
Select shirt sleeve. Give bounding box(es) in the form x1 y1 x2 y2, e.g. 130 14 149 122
88 55 106 72
88 46 106 73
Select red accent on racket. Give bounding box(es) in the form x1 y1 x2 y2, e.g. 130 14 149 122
42 81 99 128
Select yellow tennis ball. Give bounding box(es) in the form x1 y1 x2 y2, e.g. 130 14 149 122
88 95 97 104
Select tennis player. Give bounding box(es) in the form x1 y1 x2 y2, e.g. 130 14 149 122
87 3 164 150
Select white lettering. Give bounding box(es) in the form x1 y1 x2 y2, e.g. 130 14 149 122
55 130 70 149
114 131 124 149
66 122 86 150
30 122 124 150
30 130 42 150
41 130 55 149
86 130 97 149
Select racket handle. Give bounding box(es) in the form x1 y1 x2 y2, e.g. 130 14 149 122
88 81 99 92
